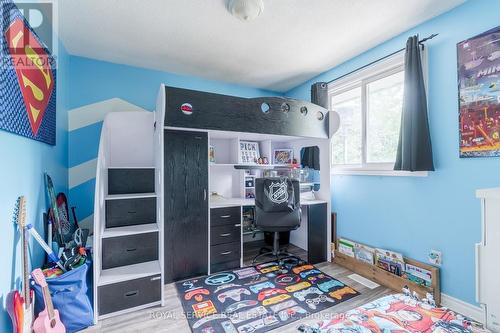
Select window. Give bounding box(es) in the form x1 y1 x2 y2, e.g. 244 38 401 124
330 52 426 176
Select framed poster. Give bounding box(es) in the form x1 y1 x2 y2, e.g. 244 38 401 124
0 1 57 145
457 25 500 157
273 149 293 165
239 141 260 164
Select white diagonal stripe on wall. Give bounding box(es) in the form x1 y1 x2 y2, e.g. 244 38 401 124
78 214 94 234
69 158 98 189
68 98 149 131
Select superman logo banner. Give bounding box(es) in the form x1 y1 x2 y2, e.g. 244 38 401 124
1 0 56 145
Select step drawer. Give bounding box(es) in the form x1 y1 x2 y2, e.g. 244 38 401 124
98 274 161 315
108 168 155 195
211 260 240 274
106 197 156 228
210 206 241 226
102 232 158 269
210 242 241 265
211 224 241 245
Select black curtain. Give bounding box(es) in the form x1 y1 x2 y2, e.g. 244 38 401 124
394 36 434 171
301 146 320 170
311 82 328 108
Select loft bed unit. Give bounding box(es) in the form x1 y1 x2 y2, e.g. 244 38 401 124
92 84 339 322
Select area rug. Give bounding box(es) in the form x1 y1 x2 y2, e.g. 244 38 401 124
175 257 360 333
297 293 487 333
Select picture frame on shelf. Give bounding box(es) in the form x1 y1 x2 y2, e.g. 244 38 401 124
209 145 216 163
273 149 293 165
239 141 260 164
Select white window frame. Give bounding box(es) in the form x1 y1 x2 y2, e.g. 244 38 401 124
329 50 428 177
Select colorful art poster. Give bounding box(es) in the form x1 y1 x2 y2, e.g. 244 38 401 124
0 0 57 145
458 25 500 157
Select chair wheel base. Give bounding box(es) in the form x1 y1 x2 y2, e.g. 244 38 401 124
252 251 294 265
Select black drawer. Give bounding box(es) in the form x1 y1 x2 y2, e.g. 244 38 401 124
98 274 161 315
210 242 240 265
108 168 155 195
106 197 156 228
211 260 240 274
210 206 241 226
102 232 158 269
211 224 241 245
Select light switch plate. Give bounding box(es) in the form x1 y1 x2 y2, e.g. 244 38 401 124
428 250 442 266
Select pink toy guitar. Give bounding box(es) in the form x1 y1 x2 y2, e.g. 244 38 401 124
31 268 65 333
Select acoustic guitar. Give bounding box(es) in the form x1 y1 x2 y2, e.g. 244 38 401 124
31 268 65 333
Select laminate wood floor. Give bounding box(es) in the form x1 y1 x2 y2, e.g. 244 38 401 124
82 245 393 333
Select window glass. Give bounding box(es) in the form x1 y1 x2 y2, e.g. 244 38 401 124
331 87 362 165
366 71 404 163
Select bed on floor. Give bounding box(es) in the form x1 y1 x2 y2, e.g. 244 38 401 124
297 293 487 333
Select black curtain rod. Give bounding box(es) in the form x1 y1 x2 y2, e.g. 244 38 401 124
327 33 438 85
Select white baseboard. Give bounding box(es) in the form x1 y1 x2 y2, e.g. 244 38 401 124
441 293 485 323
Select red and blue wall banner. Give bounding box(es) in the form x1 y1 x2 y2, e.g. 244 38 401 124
1 0 56 145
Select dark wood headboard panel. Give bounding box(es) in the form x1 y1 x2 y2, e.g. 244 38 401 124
163 86 330 139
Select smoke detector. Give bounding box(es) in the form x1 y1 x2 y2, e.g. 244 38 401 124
227 0 264 21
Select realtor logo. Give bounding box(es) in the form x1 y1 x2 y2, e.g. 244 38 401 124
267 181 288 204
2 0 57 58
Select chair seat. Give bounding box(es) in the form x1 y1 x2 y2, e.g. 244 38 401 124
254 206 301 232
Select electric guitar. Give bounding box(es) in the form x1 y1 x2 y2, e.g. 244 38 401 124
31 269 65 333
7 196 35 333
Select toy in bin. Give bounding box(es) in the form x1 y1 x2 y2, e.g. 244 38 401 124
32 259 94 332
31 268 66 333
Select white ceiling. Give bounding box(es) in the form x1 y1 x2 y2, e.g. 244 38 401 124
59 0 465 92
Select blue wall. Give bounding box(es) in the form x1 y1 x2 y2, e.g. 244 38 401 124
67 56 280 224
0 43 69 332
286 0 500 304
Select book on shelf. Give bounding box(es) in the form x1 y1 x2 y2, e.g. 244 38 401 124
403 263 432 287
354 243 375 265
338 238 355 258
375 248 405 276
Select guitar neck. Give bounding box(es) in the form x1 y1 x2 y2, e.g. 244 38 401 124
41 286 55 320
21 227 30 308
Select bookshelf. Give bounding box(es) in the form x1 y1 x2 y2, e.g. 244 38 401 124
333 239 440 305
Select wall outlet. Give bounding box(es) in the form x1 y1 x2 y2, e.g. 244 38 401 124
428 250 442 266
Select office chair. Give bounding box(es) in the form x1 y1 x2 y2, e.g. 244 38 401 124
253 177 301 263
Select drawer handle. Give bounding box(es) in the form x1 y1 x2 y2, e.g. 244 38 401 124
220 233 231 237
125 290 139 297
127 211 137 214
220 251 232 255
126 248 137 252
234 224 241 227
220 215 231 218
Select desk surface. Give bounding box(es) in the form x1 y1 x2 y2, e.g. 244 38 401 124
210 197 327 209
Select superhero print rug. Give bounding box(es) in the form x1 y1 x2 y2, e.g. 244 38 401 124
175 257 359 333
297 293 483 333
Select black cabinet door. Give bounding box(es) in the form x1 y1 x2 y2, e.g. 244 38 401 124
164 130 208 282
307 203 327 264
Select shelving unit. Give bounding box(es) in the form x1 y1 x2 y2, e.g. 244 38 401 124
93 111 164 323
333 239 440 305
